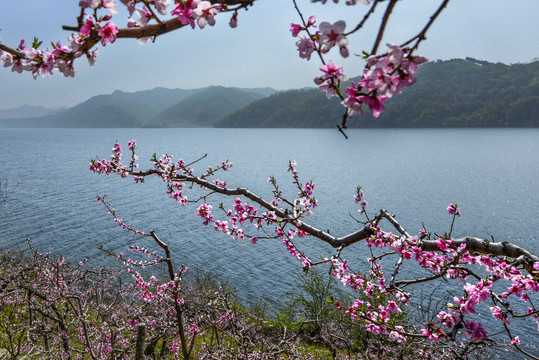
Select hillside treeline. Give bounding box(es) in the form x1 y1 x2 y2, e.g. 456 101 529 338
215 58 539 128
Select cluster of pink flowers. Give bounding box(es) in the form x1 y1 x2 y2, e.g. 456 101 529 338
447 203 461 217
315 60 347 99
353 186 368 215
490 305 510 324
291 16 349 60
333 256 407 339
1 38 83 78
197 203 213 225
288 3 429 121
362 44 427 97
1 0 242 78
209 198 260 242
90 142 129 177
171 0 222 29
463 320 488 342
0 1 122 78
276 226 312 269
287 161 318 216
339 197 539 344
341 44 428 118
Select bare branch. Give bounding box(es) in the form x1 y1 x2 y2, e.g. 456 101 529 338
400 0 451 53
371 0 398 55
344 0 380 37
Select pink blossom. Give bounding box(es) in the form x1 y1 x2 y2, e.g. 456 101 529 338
365 95 387 118
464 320 487 341
421 328 440 342
341 82 366 117
132 6 153 27
315 60 346 97
101 0 118 14
290 23 302 37
98 22 119 46
359 44 428 101
229 12 238 28
153 0 171 15
171 0 199 28
296 35 315 60
320 60 346 80
86 49 98 67
319 20 348 57
447 203 461 217
436 238 449 251
437 310 461 329
79 0 100 9
119 0 136 16
197 203 213 225
80 15 94 37
56 60 75 77
490 306 510 324
193 1 221 29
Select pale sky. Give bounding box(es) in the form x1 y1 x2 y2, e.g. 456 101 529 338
0 0 538 109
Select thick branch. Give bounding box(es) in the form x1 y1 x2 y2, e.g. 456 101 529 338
62 17 187 40
130 168 376 248
0 43 25 58
128 168 539 271
421 237 539 272
380 209 411 237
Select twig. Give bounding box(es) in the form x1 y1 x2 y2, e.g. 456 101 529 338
371 0 398 55
400 0 451 54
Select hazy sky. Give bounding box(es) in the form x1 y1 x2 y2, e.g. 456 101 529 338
0 0 538 109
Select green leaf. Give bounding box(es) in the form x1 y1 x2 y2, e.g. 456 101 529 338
32 37 43 49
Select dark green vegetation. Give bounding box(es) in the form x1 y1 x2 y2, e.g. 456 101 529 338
215 58 539 128
0 86 276 128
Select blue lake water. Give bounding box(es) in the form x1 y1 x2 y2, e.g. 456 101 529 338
0 128 538 354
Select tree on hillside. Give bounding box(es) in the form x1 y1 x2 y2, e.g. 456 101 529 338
1 1 538 359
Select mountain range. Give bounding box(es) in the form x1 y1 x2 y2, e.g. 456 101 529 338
1 58 537 128
0 105 63 120
0 86 276 128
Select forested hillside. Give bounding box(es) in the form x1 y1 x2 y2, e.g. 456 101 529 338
150 86 269 127
215 58 539 128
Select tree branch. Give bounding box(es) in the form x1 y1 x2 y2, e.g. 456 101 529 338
126 168 539 273
0 44 25 58
371 0 398 55
400 0 451 52
62 17 187 40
